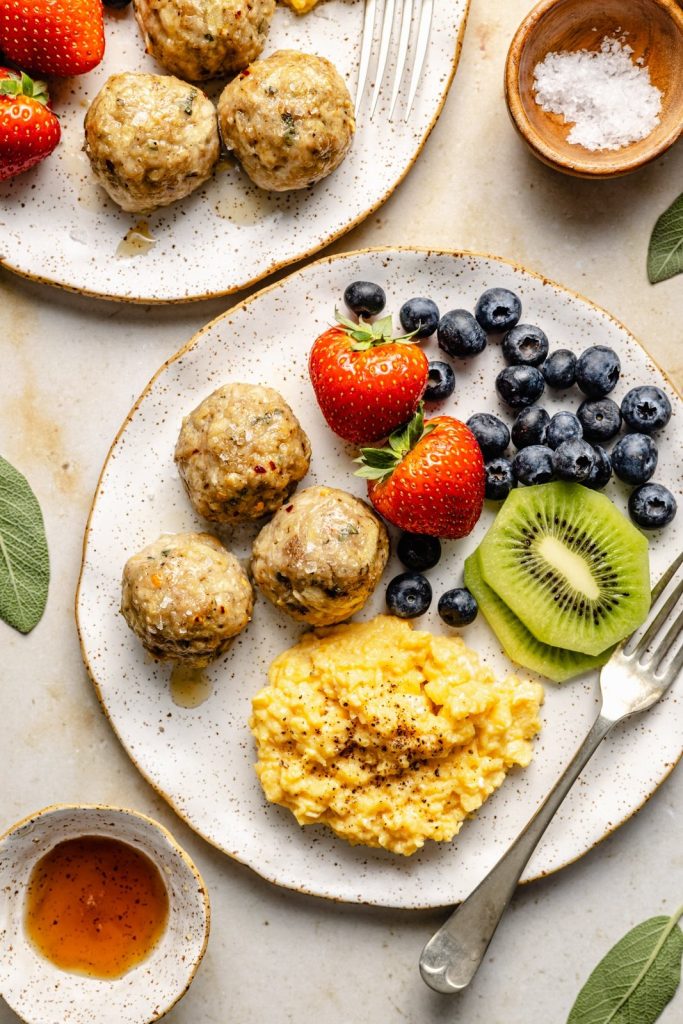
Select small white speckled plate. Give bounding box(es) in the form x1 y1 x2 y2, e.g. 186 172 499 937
0 804 210 1024
0 2 469 303
76 249 682 909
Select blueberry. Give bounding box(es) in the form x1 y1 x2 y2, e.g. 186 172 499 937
386 572 432 618
466 413 510 459
577 398 622 442
424 361 455 402
629 483 677 529
512 445 554 486
485 457 516 501
474 288 522 333
397 533 442 572
511 406 549 449
437 309 487 358
583 446 612 490
611 434 658 484
621 386 672 434
501 324 549 367
552 439 596 482
543 349 577 389
438 588 478 627
576 345 621 397
495 365 545 408
546 411 583 450
343 280 386 317
399 297 440 338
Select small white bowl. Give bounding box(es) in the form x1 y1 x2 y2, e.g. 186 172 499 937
0 805 210 1024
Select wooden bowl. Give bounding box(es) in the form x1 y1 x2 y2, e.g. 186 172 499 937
505 0 683 177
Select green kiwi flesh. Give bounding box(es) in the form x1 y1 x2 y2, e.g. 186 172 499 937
464 550 613 682
477 482 650 656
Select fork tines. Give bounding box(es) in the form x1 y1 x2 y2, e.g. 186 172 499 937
355 0 434 122
624 550 683 682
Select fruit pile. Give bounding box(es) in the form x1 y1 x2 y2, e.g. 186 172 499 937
0 0 107 180
464 482 651 682
308 279 672 679
441 285 676 531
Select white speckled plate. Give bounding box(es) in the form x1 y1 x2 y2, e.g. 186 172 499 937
76 249 682 909
0 2 468 303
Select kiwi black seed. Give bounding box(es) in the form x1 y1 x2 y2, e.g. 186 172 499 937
476 482 650 657
464 550 613 682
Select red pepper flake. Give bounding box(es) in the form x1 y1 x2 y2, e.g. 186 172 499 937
285 504 293 512
253 465 267 474
269 460 276 471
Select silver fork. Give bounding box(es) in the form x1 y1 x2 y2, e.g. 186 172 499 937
355 0 434 121
420 550 683 995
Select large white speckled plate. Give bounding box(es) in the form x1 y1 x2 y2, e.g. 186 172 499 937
76 249 682 908
0 3 468 303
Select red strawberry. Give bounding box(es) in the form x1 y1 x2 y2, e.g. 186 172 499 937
309 312 429 444
0 69 61 181
356 405 485 539
0 0 105 77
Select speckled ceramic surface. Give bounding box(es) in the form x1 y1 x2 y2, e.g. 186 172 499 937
76 249 682 909
0 3 468 303
0 805 210 1024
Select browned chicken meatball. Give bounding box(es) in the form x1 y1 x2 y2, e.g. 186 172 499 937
121 532 253 663
251 486 389 625
84 73 219 213
133 0 275 81
217 50 355 191
175 383 311 522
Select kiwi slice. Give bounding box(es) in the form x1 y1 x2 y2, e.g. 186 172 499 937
477 482 650 656
464 550 613 682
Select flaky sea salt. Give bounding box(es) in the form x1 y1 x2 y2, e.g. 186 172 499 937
533 35 662 151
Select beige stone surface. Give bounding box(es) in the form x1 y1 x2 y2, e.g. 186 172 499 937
0 2 681 1022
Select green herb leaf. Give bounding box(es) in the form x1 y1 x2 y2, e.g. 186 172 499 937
0 456 50 634
567 905 683 1024
648 193 683 284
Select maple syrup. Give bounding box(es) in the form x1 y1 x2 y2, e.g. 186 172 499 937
25 836 169 978
170 662 213 708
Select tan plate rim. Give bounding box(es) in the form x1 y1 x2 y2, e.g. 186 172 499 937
504 0 683 179
75 245 682 907
0 802 211 1024
0 4 471 306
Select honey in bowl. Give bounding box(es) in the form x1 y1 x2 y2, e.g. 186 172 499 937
25 835 169 979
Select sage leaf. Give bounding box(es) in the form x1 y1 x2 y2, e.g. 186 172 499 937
567 905 683 1024
648 192 683 284
0 456 50 634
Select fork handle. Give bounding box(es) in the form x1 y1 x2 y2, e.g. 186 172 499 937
419 711 615 994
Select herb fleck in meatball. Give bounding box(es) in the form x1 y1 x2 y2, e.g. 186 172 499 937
175 383 312 522
121 533 253 663
84 73 220 213
217 50 355 191
251 485 389 625
133 0 275 81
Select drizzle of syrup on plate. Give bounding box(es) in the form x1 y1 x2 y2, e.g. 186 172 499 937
170 663 213 708
116 221 156 258
25 836 169 978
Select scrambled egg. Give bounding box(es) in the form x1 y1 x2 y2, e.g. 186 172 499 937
250 616 544 856
280 0 320 12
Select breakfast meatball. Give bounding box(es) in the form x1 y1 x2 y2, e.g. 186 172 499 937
175 383 311 522
121 533 253 663
251 486 389 625
217 50 355 191
84 73 220 213
133 0 275 81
